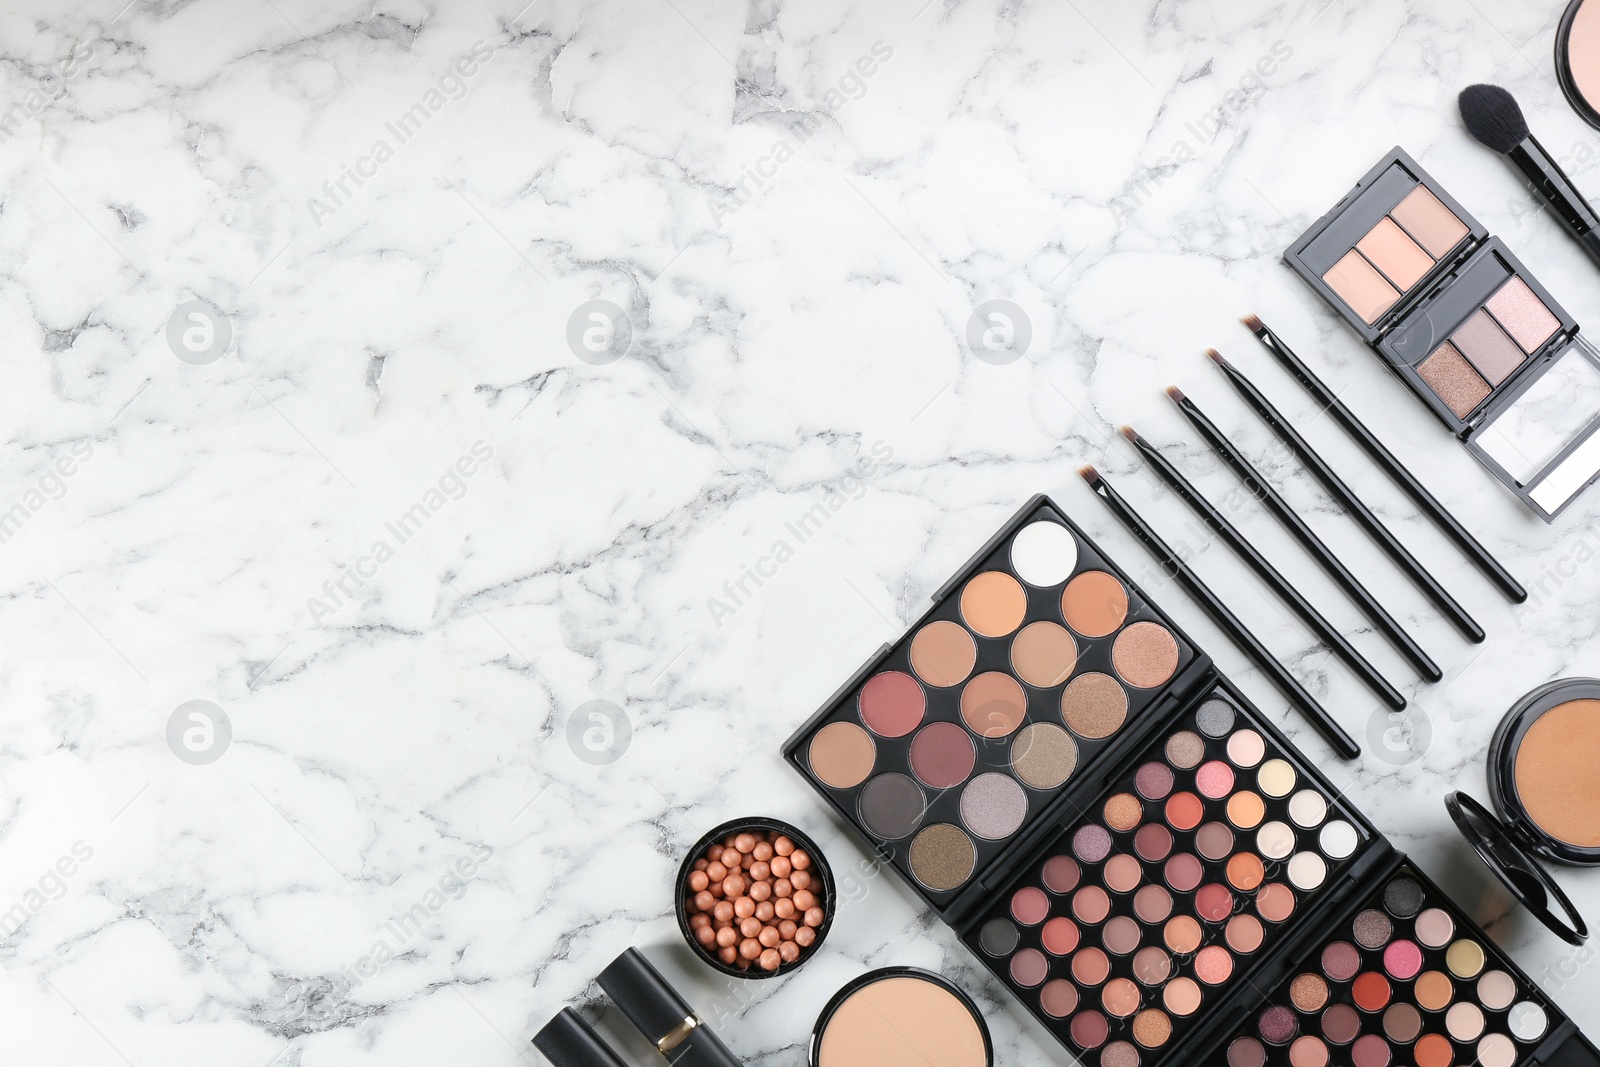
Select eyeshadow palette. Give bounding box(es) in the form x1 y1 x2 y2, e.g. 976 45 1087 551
786 498 1203 919
966 685 1373 1065
1226 863 1594 1067
1286 147 1600 522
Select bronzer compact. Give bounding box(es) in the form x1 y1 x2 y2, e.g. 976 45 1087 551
1286 147 1600 522
783 497 1600 1067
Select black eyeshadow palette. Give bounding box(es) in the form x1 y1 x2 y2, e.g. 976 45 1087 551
964 683 1376 1066
1225 862 1599 1067
783 497 1208 921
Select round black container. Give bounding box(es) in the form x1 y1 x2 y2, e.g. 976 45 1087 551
674 816 835 979
808 967 993 1067
1557 0 1600 131
1446 678 1600 946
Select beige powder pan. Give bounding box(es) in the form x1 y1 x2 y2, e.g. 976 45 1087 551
813 969 992 1067
1560 0 1600 132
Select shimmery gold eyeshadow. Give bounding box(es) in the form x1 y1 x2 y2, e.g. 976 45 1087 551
1112 623 1179 688
960 571 1028 638
910 621 977 688
1061 672 1128 738
1391 184 1470 258
1417 342 1491 418
1012 723 1078 789
1323 250 1399 324
1104 793 1142 832
908 823 976 891
1486 276 1561 353
1357 217 1434 290
1131 1008 1172 1049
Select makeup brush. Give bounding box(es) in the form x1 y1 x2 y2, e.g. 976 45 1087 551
1206 349 1485 644
1459 83 1600 272
1243 314 1526 604
1121 425 1407 710
1079 465 1360 759
1166 386 1442 682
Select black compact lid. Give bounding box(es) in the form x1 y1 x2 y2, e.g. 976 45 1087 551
597 948 692 1043
1446 791 1589 945
534 1008 632 1067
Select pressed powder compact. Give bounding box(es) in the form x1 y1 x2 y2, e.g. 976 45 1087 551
1286 147 1600 521
810 968 992 1067
1559 0 1600 130
1446 679 1600 946
783 497 1600 1067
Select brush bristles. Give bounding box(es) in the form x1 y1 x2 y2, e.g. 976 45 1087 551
1459 83 1529 154
1205 348 1225 366
1078 464 1102 487
1165 385 1186 402
1241 313 1263 333
1120 425 1140 444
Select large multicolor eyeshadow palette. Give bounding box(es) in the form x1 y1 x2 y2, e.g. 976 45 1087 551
785 500 1199 914
966 688 1370 1064
1286 147 1600 522
1228 865 1575 1067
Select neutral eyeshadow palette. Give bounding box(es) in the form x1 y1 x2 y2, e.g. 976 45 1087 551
1286 146 1600 522
964 684 1375 1065
1225 862 1597 1067
783 497 1205 920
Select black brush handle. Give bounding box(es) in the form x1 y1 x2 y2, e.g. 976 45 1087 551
1171 391 1443 682
1510 138 1600 270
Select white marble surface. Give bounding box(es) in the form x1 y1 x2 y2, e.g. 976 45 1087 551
6 0 1600 1063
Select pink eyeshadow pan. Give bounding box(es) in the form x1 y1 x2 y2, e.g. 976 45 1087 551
1485 276 1561 353
1390 184 1469 258
1356 217 1434 290
1323 251 1399 324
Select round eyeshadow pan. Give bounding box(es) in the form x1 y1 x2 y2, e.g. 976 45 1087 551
1257 759 1296 798
1135 761 1175 800
1012 722 1078 789
1165 730 1206 769
1479 1034 1516 1067
1104 793 1143 832
1477 970 1516 1011
1042 916 1080 955
1229 1037 1267 1067
980 918 1019 956
1319 821 1358 859
1134 884 1172 924
1011 520 1079 586
1226 729 1266 768
858 773 927 839
1134 823 1173 862
909 722 976 789
960 672 1028 738
1103 916 1142 955
1196 821 1235 861
1104 1040 1140 1067
1354 1033 1394 1067
1195 697 1237 737
1195 883 1234 922
1289 1036 1328 1067
908 823 976 891
1321 1004 1360 1045
1072 946 1111 985
1012 886 1049 925
1415 970 1453 1011
1290 973 1328 1012
1164 915 1202 953
1259 1004 1297 1045
1195 945 1233 985
1012 621 1078 688
808 721 877 789
960 773 1028 840
1133 946 1172 985
1287 852 1327 891
1062 571 1128 638
1509 1001 1548 1041
1383 876 1424 918
1011 947 1048 987
1196 760 1236 799
1164 977 1202 1017
1061 672 1129 739
960 570 1028 638
1257 821 1295 860
1227 792 1266 829
1353 909 1392 949
1447 939 1486 979
1040 978 1079 1019
1446 1001 1485 1042
1414 908 1454 949
1383 939 1422 980
1131 1007 1171 1048
1074 886 1112 924
1043 854 1081 894
1382 1002 1422 1043
1256 883 1295 923
1113 623 1180 688
1104 854 1143 894
1351 972 1391 1012
1226 914 1264 953
1073 824 1113 863
858 671 926 737
1287 790 1328 828
1227 853 1265 892
1070 1009 1109 1050
1165 792 1203 831
1321 941 1361 981
911 621 978 688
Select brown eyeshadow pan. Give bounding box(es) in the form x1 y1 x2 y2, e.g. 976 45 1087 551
1416 342 1491 418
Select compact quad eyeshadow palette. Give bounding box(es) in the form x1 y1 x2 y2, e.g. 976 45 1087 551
1286 147 1600 522
783 496 1600 1067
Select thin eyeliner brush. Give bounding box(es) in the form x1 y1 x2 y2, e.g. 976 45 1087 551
1207 349 1485 644
1121 425 1407 711
1243 314 1526 604
1079 465 1360 760
1166 386 1443 682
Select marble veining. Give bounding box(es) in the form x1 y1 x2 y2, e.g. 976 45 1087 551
2 0 1599 1064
